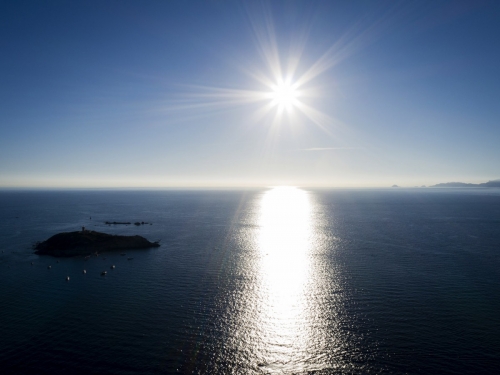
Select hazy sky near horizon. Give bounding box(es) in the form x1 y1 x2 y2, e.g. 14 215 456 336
1 0 499 188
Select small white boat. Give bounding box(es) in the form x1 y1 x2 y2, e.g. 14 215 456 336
66 276 70 281
101 271 107 276
111 265 115 269
83 270 86 274
48 265 51 269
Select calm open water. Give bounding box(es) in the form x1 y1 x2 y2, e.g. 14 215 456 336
0 188 499 374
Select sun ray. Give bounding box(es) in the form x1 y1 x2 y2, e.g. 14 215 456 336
246 2 283 82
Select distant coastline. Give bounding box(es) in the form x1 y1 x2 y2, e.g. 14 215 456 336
430 180 500 188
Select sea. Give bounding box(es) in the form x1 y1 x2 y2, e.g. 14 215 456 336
0 188 499 375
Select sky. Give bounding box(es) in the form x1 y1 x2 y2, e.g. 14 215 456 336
1 0 499 188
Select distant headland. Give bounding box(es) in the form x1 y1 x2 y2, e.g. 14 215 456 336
430 179 500 188
34 230 160 257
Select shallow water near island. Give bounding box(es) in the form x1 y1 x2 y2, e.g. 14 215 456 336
0 188 499 374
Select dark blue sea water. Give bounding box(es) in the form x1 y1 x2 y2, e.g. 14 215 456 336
0 188 499 374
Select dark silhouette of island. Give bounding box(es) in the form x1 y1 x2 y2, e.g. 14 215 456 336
34 230 160 257
430 179 500 188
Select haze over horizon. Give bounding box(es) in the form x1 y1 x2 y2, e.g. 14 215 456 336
1 1 499 188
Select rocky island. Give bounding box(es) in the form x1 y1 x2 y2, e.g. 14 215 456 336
34 230 160 257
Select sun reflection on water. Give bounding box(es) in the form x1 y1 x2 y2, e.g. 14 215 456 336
254 186 322 372
217 187 347 374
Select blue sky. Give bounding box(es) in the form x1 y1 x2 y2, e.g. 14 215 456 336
1 0 499 188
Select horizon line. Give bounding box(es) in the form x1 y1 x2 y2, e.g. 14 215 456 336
0 185 489 191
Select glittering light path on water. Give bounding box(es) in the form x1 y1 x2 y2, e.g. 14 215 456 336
256 187 316 371
223 187 347 373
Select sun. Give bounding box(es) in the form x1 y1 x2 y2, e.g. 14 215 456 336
172 7 344 130
268 79 300 111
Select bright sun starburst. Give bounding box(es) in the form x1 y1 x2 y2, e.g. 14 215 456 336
268 80 300 111
170 3 364 137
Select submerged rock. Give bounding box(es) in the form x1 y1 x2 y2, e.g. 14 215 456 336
34 230 160 257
